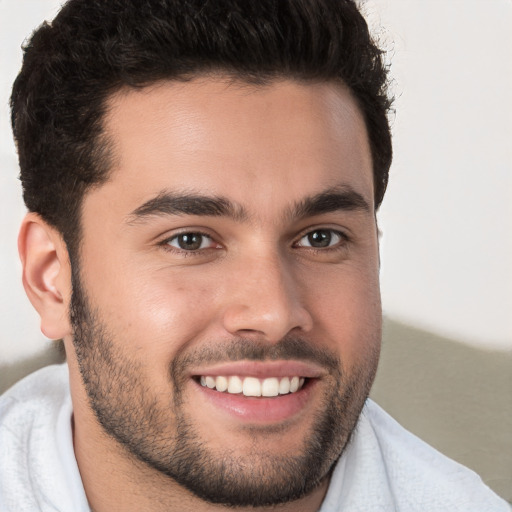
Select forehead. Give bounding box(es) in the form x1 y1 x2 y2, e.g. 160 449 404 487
94 77 374 220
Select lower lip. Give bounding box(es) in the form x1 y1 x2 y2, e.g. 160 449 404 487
193 379 317 424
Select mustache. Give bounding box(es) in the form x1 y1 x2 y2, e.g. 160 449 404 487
171 336 341 378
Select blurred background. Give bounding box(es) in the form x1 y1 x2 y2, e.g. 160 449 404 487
1 0 511 501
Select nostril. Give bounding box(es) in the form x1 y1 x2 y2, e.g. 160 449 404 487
221 294 313 342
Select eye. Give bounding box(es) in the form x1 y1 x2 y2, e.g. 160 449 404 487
296 229 345 249
166 232 216 251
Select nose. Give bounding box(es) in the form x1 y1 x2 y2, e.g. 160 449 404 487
221 252 314 342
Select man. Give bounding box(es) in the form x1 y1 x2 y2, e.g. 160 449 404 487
0 0 509 511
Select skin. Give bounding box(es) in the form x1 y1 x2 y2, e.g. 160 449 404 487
19 78 382 512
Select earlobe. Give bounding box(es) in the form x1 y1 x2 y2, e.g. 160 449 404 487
18 213 72 340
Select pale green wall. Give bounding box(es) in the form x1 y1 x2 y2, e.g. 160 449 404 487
371 318 512 501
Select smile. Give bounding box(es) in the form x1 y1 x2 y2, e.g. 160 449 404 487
192 362 322 422
199 375 306 397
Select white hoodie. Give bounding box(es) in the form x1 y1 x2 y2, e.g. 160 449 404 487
0 364 509 512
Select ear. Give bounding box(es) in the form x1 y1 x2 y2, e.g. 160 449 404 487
18 213 73 340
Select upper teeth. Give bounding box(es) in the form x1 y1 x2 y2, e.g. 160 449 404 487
200 375 305 397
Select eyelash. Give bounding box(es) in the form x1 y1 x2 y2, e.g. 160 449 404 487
159 230 218 256
294 228 349 252
159 228 349 256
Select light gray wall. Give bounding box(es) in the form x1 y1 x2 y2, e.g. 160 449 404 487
1 1 511 362
366 0 512 349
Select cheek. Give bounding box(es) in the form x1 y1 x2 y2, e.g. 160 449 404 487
134 276 218 345
82 257 221 355
304 263 381 361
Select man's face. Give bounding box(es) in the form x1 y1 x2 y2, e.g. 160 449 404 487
69 78 381 506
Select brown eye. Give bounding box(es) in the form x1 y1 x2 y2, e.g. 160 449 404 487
167 233 211 251
297 229 344 248
308 230 332 247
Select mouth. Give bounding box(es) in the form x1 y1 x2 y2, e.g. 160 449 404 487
198 375 306 397
189 361 324 424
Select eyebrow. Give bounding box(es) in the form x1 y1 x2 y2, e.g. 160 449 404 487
289 186 371 220
126 185 371 225
127 191 248 223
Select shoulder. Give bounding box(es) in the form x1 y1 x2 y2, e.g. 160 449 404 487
362 400 510 511
0 364 88 512
321 400 510 512
0 363 70 426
